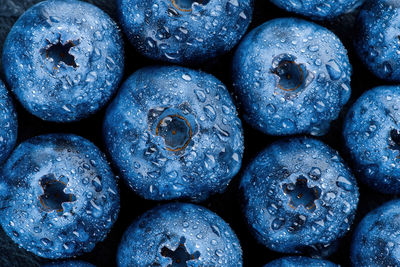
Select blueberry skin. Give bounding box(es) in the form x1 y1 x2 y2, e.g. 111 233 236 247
232 18 351 136
355 0 400 81
2 0 124 122
343 86 400 194
116 0 252 64
117 203 242 266
270 0 364 20
0 134 120 259
264 256 338 267
351 199 400 266
0 79 17 165
42 261 95 267
103 66 243 201
240 137 359 254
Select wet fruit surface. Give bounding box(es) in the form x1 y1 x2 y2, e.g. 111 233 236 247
0 0 398 266
116 203 242 266
0 134 120 259
240 138 359 254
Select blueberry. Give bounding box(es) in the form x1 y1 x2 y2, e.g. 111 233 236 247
351 199 400 266
343 86 400 194
116 0 252 64
2 0 124 122
355 0 400 81
42 261 95 267
0 79 17 165
103 66 243 201
117 202 242 266
270 0 364 20
0 134 120 259
264 256 338 267
232 18 351 136
240 137 359 254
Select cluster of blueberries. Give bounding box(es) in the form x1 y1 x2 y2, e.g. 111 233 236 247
1 0 400 266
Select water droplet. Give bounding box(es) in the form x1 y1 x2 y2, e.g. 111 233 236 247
326 59 342 80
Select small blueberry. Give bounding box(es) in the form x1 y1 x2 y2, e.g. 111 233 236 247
343 85 400 194
240 137 359 254
117 202 242 266
116 0 252 64
270 0 364 20
0 79 17 165
355 0 400 81
232 17 351 136
264 256 339 267
0 134 120 259
103 66 244 201
351 199 400 266
2 0 124 122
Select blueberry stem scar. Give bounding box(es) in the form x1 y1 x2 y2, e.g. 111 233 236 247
156 114 193 152
39 175 76 213
273 60 304 92
161 236 200 266
43 35 79 70
171 0 205 12
283 177 320 212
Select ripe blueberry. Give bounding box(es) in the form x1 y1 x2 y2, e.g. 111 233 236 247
232 18 351 136
2 0 124 122
103 66 244 201
116 0 252 64
343 85 400 194
0 134 120 259
117 203 242 266
240 137 359 254
0 79 17 165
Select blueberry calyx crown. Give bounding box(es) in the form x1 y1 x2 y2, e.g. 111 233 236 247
39 174 76 213
42 35 79 70
282 176 320 212
156 114 193 152
160 236 200 266
389 129 400 159
149 106 197 152
271 54 306 92
170 0 209 12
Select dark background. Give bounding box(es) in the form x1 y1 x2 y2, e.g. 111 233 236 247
0 0 397 266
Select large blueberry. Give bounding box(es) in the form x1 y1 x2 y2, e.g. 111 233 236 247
343 86 400 194
240 137 359 254
355 0 400 81
42 261 95 267
117 203 242 266
116 0 252 64
264 256 338 267
270 0 364 20
232 18 351 136
0 79 17 165
103 66 243 201
2 0 124 122
351 199 400 266
0 134 120 259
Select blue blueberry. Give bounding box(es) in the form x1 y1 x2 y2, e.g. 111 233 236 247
2 0 124 122
0 79 17 165
232 18 351 136
42 261 95 267
240 137 359 254
264 256 338 267
0 134 120 259
116 0 252 64
270 0 364 20
355 0 400 81
343 86 400 194
103 66 243 201
351 199 400 266
117 202 242 266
